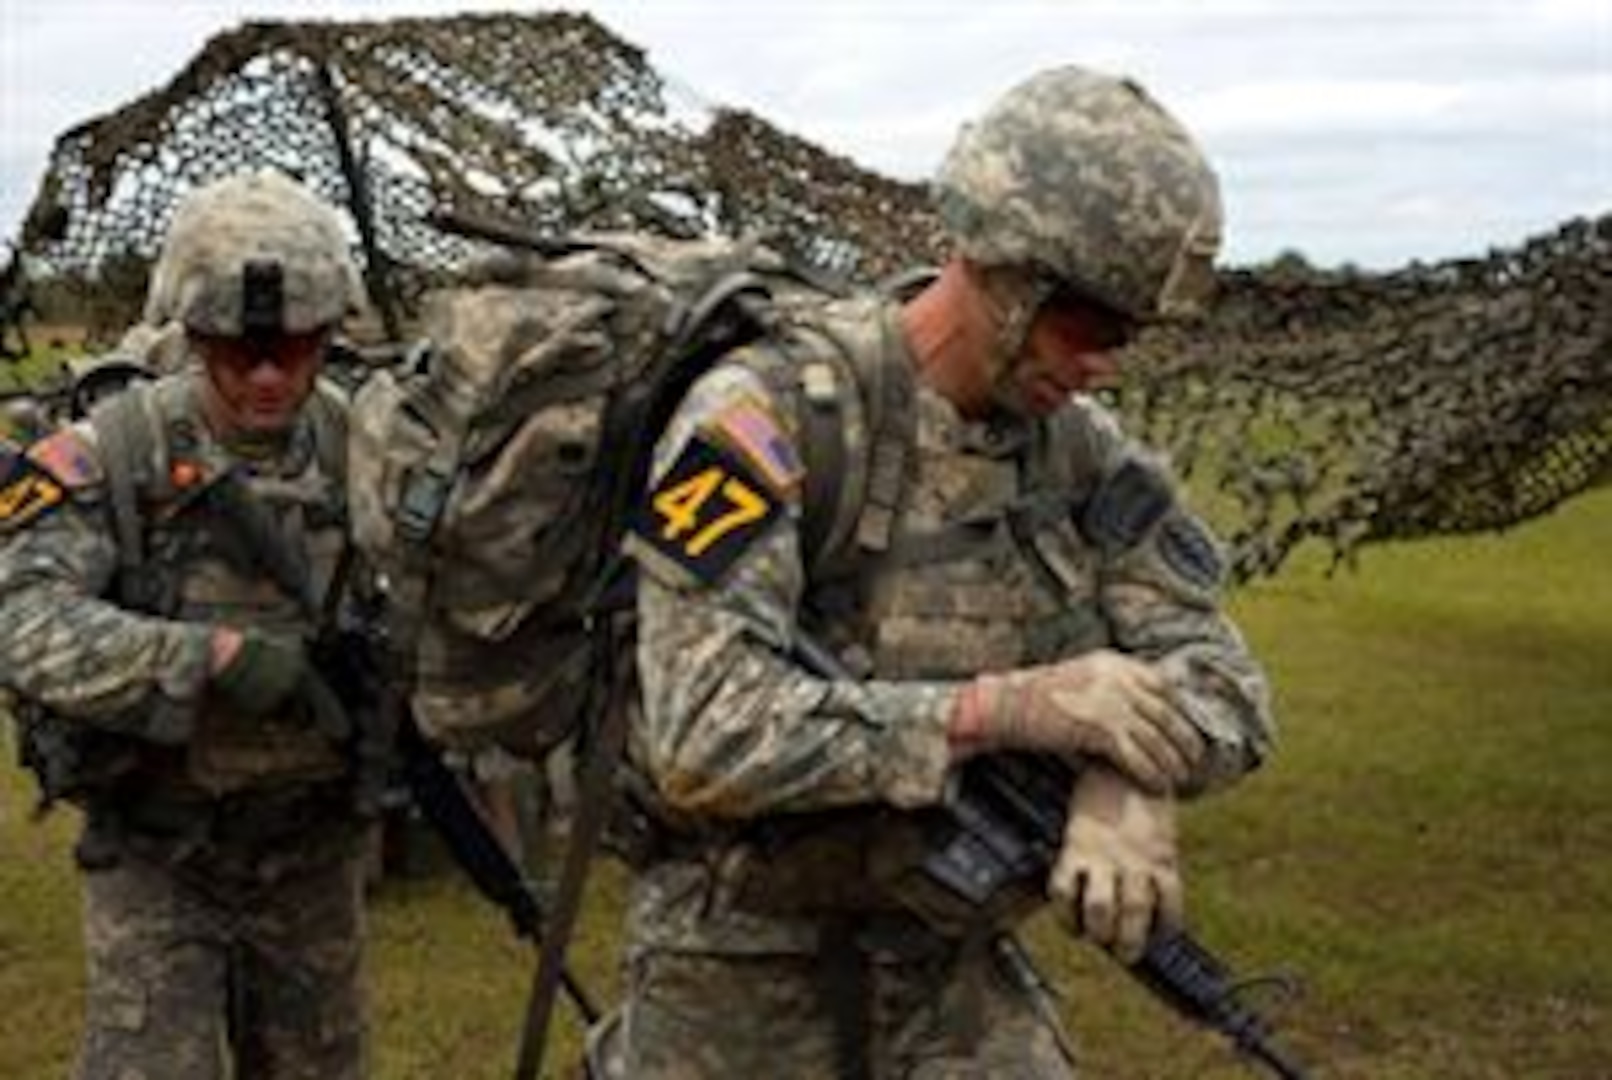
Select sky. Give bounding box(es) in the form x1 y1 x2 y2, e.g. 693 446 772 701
1 0 1608 270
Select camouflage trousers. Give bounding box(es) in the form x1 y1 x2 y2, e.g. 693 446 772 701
73 817 368 1080
605 930 1077 1079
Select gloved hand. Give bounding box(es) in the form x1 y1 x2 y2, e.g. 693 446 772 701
210 628 351 742
1049 765 1183 964
950 649 1204 793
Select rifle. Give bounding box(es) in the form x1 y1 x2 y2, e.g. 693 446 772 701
729 585 1311 1080
207 469 601 1023
933 753 1309 1080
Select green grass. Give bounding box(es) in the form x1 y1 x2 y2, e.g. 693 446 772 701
4 489 1610 1078
0 341 74 397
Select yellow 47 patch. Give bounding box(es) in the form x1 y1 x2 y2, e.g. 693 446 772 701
626 432 784 588
0 458 67 532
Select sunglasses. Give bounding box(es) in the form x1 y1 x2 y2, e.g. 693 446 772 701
191 328 329 374
1042 286 1138 352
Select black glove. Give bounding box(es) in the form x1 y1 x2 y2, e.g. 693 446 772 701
212 630 351 742
212 631 306 716
295 666 354 743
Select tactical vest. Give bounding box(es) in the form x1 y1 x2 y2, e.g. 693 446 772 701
23 370 352 802
746 296 1117 684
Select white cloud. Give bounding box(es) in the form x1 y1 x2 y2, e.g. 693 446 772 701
1192 80 1469 136
0 0 1607 270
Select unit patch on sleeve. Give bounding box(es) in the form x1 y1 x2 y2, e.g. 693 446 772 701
626 430 785 589
1157 511 1225 590
0 457 67 532
1081 458 1173 555
25 427 102 489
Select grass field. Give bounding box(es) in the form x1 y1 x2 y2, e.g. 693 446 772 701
3 485 1609 1077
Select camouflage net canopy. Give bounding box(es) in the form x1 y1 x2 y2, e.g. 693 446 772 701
1128 216 1612 578
12 11 1611 578
16 11 938 339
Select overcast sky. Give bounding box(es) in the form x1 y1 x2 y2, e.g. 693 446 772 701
1 0 1608 269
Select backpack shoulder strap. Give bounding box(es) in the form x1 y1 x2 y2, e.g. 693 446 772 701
86 382 166 604
825 305 918 562
305 377 350 494
740 301 918 579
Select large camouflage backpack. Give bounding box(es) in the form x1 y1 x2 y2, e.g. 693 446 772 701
347 228 860 758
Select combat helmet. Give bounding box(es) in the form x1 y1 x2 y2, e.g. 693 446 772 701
144 170 365 337
935 66 1222 324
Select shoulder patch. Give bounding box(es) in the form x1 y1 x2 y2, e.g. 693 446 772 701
626 430 785 589
0 457 68 531
26 428 103 489
1157 511 1225 590
706 393 803 495
1081 458 1172 555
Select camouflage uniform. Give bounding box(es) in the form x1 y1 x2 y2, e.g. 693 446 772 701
623 307 1272 1078
0 171 369 1080
618 68 1272 1078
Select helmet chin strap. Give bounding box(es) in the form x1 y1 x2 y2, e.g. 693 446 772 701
980 267 1056 414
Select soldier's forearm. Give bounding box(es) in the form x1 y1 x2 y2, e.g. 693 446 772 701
0 586 213 718
638 598 956 818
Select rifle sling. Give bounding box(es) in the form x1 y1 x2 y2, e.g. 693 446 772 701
821 915 872 1080
202 436 611 1036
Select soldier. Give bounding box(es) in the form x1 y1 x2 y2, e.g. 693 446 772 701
614 66 1276 1077
0 171 373 1079
1 240 37 360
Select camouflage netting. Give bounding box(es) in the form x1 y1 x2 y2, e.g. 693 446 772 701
10 11 1610 578
15 11 939 339
1127 216 1612 578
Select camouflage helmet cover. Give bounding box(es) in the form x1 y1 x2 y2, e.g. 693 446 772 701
144 170 365 335
935 66 1223 322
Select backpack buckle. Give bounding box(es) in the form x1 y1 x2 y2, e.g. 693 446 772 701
397 459 455 544
801 360 839 408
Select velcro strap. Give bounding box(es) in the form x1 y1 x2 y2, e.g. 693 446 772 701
853 316 915 555
885 518 1012 569
885 488 1079 570
396 456 458 545
798 357 847 566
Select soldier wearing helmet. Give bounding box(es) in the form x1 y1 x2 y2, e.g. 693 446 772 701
0 170 374 1078
595 65 1277 1079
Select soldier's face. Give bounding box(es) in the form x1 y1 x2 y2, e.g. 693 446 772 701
193 327 327 434
1007 296 1134 415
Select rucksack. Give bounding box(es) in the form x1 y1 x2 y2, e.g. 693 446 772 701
347 229 869 758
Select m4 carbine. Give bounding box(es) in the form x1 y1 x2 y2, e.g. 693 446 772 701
915 751 1310 1080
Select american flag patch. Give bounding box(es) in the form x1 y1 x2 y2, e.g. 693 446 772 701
26 428 101 489
708 395 803 494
